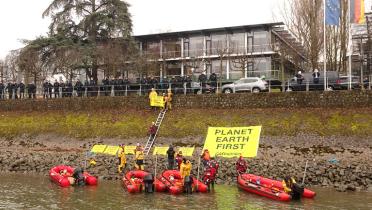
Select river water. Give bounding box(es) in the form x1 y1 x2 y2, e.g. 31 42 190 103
0 173 371 210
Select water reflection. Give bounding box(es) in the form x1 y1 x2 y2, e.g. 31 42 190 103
0 174 371 210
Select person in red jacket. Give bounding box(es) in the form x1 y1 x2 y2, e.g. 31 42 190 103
203 157 219 191
236 155 247 175
148 122 158 141
175 151 183 170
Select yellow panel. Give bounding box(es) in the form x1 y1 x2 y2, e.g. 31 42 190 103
153 147 169 155
90 145 107 154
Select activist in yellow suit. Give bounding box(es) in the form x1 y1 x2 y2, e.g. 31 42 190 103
117 145 127 173
135 147 145 170
166 89 173 110
180 158 192 179
149 88 158 108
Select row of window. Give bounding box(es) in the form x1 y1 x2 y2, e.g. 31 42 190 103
139 31 272 58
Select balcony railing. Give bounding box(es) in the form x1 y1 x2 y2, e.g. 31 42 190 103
142 44 275 59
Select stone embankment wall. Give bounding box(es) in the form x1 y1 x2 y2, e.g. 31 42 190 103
0 91 371 111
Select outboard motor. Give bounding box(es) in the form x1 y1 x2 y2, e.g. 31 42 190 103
291 183 304 200
184 176 193 194
143 174 155 193
73 168 86 186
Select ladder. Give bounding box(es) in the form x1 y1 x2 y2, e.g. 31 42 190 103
144 109 167 155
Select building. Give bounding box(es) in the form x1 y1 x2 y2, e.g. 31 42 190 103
133 22 306 82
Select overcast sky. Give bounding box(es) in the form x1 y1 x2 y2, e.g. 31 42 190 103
0 0 286 59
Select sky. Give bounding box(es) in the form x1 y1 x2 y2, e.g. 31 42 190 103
0 0 285 59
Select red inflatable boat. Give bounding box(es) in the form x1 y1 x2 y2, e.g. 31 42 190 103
122 170 166 193
240 174 316 199
159 170 208 194
238 174 291 202
49 165 97 187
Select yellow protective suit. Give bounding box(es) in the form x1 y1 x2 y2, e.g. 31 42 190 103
180 160 192 179
282 177 296 193
135 150 145 170
117 147 127 173
149 90 158 107
166 91 173 110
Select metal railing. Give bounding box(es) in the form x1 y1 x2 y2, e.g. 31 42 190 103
0 75 370 100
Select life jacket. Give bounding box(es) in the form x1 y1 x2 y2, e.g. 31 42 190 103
175 155 183 167
118 150 126 164
180 161 192 178
135 150 144 160
236 159 247 173
282 177 296 193
167 92 173 101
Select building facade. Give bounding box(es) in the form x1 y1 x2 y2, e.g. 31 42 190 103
134 22 306 82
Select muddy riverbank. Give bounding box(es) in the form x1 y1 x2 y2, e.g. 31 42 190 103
0 134 371 192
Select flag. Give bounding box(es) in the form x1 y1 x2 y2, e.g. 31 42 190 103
350 0 366 24
326 0 341 25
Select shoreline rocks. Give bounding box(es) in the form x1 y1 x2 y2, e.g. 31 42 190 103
0 134 371 192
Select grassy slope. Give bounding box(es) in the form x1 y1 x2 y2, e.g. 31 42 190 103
0 108 371 139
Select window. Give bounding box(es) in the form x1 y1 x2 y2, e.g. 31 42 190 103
162 38 181 58
247 35 253 53
184 38 190 57
143 41 161 58
253 31 269 52
211 33 227 55
229 33 245 53
212 59 227 79
189 36 204 57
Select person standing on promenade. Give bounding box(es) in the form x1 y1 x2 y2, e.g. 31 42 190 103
19 81 25 99
53 80 60 98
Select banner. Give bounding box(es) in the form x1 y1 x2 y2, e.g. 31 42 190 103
150 96 165 108
153 147 169 155
202 126 261 158
103 145 120 156
178 147 195 157
91 145 107 154
125 145 138 155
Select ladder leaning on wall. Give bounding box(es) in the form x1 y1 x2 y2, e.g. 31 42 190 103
143 108 167 155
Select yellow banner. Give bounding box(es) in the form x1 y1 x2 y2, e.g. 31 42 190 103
178 147 195 157
91 145 107 154
202 126 261 158
104 146 120 156
150 96 164 108
153 147 169 155
125 146 137 155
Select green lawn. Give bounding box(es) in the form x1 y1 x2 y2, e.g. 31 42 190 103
0 108 371 139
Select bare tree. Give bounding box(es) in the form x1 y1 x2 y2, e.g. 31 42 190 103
4 50 21 82
215 39 233 92
282 0 323 71
282 0 349 73
0 59 5 82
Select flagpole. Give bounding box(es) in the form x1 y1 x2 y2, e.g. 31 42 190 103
324 0 327 91
348 0 353 90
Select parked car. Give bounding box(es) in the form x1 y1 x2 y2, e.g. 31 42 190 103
285 71 339 91
334 76 361 90
222 77 268 93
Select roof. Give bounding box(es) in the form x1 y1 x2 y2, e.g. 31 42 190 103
134 22 284 40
